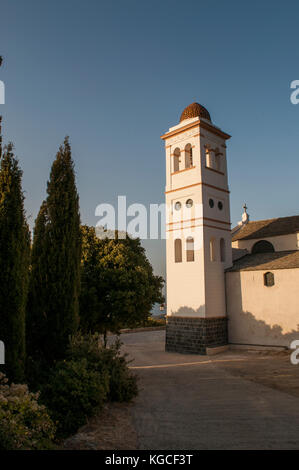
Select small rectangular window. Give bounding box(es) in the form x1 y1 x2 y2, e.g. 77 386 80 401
264 272 274 287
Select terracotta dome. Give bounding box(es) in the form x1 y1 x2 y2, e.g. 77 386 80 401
180 102 211 122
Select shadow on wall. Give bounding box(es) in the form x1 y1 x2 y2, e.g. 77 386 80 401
228 309 299 348
170 305 206 317
167 304 298 347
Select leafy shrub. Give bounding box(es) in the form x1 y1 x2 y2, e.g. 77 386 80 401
142 316 166 328
41 358 109 437
102 342 138 402
0 373 55 450
41 333 138 438
67 332 107 366
68 333 138 402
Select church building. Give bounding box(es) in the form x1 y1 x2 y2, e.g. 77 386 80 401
161 102 299 353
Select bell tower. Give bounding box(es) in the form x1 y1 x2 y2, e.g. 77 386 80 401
161 102 232 354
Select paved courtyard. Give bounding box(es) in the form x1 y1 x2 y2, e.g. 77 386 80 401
121 330 299 450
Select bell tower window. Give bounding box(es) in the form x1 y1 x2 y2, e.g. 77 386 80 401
173 148 180 172
186 237 195 262
174 238 182 263
205 146 213 168
185 144 193 168
220 238 225 262
210 238 216 261
215 148 222 171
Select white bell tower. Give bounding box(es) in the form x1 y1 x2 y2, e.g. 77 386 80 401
161 102 232 354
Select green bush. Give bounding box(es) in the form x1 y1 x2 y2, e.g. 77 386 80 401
68 333 138 402
41 333 138 438
0 373 55 450
142 316 166 328
102 342 138 402
41 358 109 437
67 332 107 366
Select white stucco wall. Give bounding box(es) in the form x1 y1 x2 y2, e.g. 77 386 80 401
166 228 206 316
226 268 299 347
204 226 232 317
232 233 299 252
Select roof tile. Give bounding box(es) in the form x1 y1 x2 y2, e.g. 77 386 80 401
232 215 299 241
226 250 299 272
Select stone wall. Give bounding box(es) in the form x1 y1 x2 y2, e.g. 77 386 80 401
165 316 228 354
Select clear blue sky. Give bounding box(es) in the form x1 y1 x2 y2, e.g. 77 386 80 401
1 0 299 279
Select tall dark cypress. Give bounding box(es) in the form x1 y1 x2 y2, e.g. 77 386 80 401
27 137 81 365
0 142 30 382
26 202 50 363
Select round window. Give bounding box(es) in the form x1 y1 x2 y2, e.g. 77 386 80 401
186 199 193 208
174 201 181 211
209 198 214 208
218 201 223 210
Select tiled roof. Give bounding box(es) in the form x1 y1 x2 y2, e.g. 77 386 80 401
180 102 211 122
232 248 248 261
226 250 299 272
232 215 299 241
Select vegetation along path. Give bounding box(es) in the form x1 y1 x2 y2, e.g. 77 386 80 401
121 330 299 450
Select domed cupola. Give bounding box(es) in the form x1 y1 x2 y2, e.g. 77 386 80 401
180 102 211 123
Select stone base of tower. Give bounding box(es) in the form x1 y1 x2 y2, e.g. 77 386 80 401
165 316 228 355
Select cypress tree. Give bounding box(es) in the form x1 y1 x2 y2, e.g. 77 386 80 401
26 202 49 364
0 142 30 382
27 137 81 365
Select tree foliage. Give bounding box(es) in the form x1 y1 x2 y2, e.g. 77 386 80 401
0 144 30 382
79 226 164 341
26 202 50 365
27 137 81 365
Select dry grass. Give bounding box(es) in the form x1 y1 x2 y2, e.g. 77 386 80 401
63 402 138 450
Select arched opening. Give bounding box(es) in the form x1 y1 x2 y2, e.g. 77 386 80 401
185 144 193 168
173 148 180 172
186 237 194 262
174 238 182 263
210 237 216 262
220 238 225 262
252 240 275 254
215 148 221 172
205 146 213 168
264 271 275 287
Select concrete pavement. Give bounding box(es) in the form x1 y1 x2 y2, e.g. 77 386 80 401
121 330 299 450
